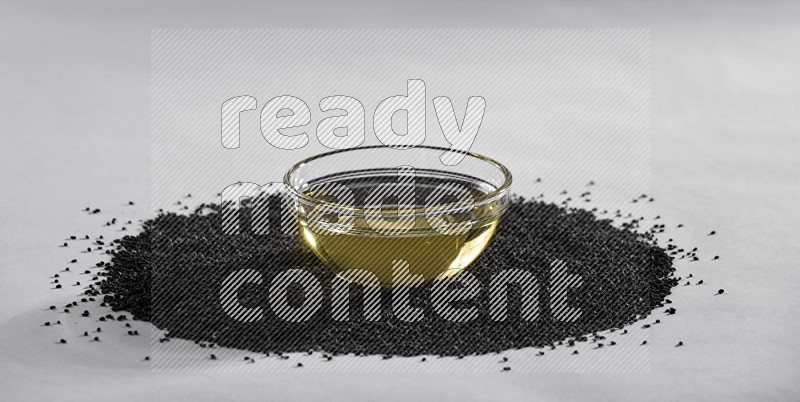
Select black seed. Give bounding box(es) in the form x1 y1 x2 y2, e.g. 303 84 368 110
296 363 303 367
502 367 511 371
94 190 681 358
641 341 647 345
717 289 724 294
60 339 67 344
572 350 578 355
676 341 683 347
210 354 217 360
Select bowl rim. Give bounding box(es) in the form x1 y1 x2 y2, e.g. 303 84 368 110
283 145 513 213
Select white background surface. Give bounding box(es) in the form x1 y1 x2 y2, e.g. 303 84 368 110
1 1 799 400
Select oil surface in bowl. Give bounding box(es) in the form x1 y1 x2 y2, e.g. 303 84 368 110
295 171 505 286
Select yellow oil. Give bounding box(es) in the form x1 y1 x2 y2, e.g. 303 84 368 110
294 173 505 286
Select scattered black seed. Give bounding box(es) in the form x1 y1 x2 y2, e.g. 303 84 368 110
144 356 150 361
210 354 217 360
697 280 704 285
502 367 511 371
641 341 647 345
44 322 50 326
60 339 67 344
676 341 683 347
64 308 69 313
63 242 68 247
55 284 61 289
97 327 102 332
94 336 100 341
609 341 616 346
572 350 579 355
296 362 303 367
717 289 724 295
713 256 719 260
82 311 90 317
708 231 716 235
95 191 679 357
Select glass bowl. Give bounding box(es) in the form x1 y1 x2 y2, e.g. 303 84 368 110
284 145 512 286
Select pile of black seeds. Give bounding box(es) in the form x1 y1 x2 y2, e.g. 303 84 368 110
99 194 679 357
